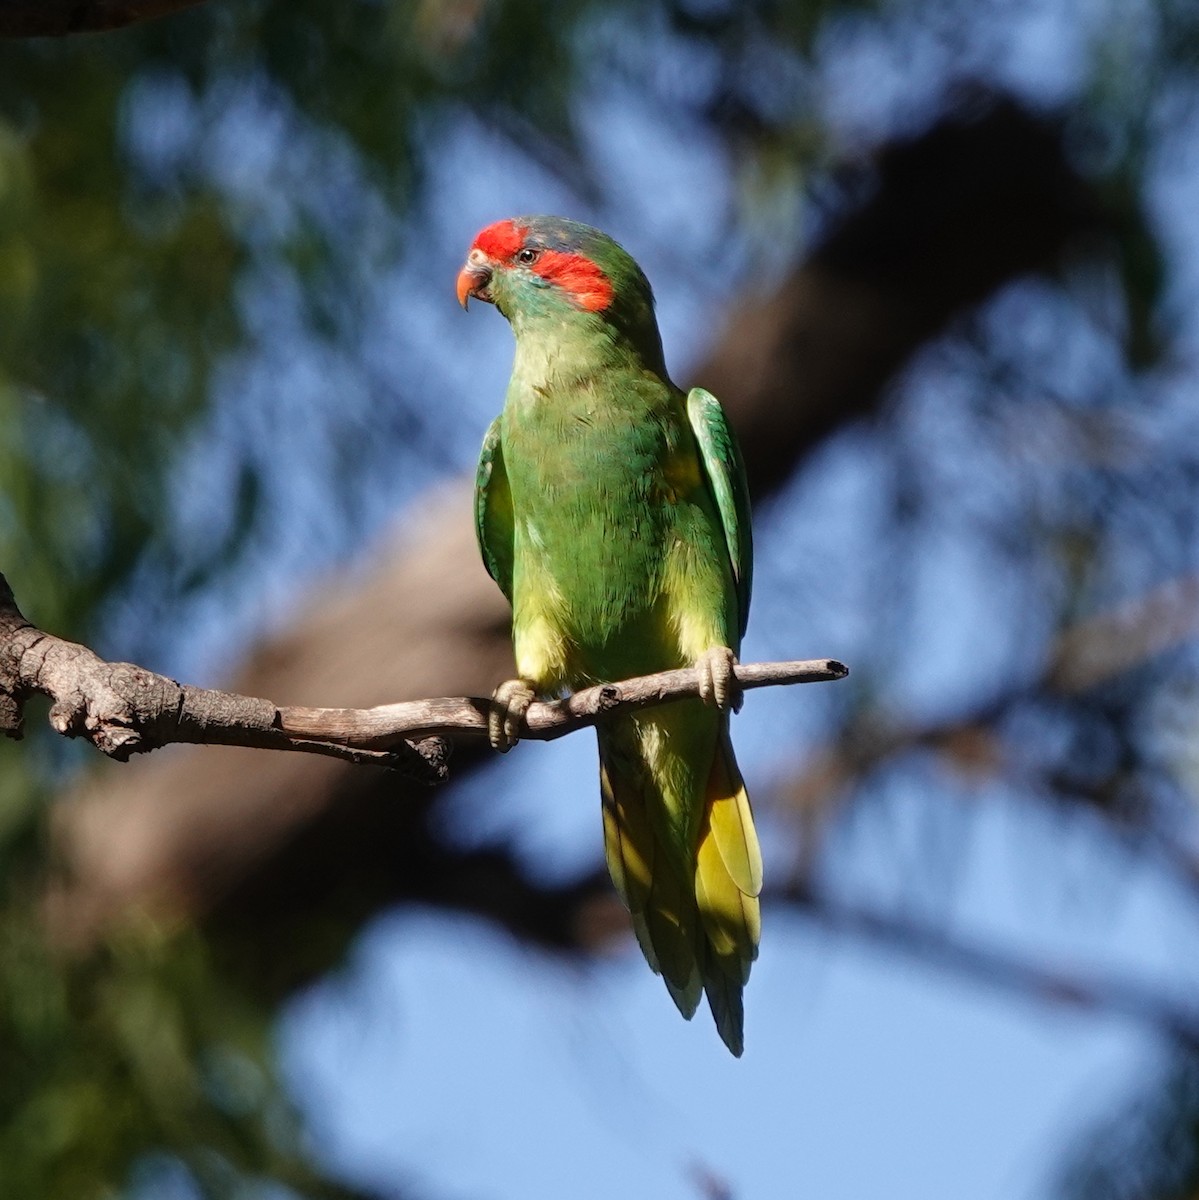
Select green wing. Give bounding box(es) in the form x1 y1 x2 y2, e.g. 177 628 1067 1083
686 387 753 640
475 416 515 603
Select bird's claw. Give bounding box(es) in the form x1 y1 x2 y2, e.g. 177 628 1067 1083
488 678 536 752
696 646 743 713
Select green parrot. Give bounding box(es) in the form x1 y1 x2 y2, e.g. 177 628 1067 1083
457 215 761 1055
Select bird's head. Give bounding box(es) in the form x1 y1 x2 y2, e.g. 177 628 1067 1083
457 216 661 353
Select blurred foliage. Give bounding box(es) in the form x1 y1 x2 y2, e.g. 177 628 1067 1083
0 903 369 1199
4 0 1199 1196
1059 1054 1199 1200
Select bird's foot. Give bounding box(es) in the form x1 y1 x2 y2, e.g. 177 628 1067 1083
488 678 537 752
696 646 743 713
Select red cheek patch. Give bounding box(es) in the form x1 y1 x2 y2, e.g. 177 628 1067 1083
473 219 527 261
533 250 614 312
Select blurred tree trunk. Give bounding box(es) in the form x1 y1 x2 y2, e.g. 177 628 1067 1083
46 95 1105 999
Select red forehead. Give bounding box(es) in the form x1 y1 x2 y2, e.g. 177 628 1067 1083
472 219 527 261
534 250 614 312
469 219 615 312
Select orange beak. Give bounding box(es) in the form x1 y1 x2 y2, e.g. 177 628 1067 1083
456 261 493 309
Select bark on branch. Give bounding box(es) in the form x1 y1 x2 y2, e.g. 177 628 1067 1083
0 572 845 783
280 657 847 748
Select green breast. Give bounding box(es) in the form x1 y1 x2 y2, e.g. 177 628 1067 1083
501 362 686 678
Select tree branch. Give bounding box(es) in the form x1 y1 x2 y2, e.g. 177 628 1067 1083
280 657 848 748
0 573 846 781
0 0 205 37
0 574 448 781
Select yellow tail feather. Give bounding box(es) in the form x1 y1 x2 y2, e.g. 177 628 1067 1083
600 741 702 1015
598 716 760 1055
705 730 764 898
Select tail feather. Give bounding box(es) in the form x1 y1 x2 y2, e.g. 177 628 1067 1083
705 731 764 898
598 713 760 1055
696 729 761 986
599 754 652 913
700 954 746 1058
645 863 703 1017
695 830 757 983
601 743 702 1016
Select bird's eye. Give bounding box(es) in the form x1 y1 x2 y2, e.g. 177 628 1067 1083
516 247 539 265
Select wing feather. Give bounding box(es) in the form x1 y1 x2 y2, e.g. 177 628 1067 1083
686 387 753 639
475 416 515 602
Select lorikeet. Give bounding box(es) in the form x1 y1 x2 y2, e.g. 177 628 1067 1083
458 216 761 1055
